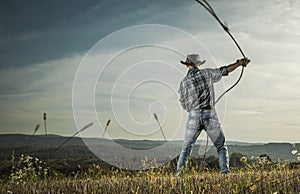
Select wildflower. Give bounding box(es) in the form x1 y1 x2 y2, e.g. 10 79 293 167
240 156 247 162
297 156 300 161
291 150 297 155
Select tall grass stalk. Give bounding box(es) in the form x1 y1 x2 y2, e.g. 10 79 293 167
32 124 40 136
199 133 209 172
153 113 167 143
43 112 51 173
25 124 40 148
101 119 111 139
50 122 93 157
153 113 172 160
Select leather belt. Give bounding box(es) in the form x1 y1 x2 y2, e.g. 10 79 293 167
201 106 214 110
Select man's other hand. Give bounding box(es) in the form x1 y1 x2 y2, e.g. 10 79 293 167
237 58 251 67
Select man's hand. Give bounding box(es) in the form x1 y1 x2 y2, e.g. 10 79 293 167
227 58 251 73
236 58 251 67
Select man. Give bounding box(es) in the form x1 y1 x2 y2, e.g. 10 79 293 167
176 54 250 176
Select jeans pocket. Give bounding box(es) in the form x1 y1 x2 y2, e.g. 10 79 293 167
186 112 198 130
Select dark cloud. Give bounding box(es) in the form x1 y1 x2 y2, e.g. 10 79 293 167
0 0 194 68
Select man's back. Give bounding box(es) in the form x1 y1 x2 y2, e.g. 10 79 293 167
178 66 228 112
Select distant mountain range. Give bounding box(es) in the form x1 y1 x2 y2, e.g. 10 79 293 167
0 134 298 162
0 133 263 148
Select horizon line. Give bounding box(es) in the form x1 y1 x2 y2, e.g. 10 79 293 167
0 133 299 144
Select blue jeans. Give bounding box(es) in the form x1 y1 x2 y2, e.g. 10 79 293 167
176 109 229 174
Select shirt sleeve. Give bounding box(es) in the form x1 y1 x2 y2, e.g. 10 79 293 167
220 66 229 76
208 66 229 83
178 81 187 110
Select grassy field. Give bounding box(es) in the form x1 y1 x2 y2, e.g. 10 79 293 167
1 131 299 193
1 155 299 194
1 168 299 193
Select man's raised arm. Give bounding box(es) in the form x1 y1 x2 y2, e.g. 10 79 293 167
227 58 251 73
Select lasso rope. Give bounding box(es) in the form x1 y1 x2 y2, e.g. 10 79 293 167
194 0 248 172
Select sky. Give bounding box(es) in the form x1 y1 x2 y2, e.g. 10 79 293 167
0 0 299 143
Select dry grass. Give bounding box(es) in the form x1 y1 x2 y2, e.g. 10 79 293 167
1 166 299 194
2 114 299 193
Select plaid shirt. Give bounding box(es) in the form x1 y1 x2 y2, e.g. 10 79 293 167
178 66 229 112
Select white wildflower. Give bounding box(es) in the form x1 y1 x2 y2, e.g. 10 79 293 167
240 156 247 162
291 150 298 155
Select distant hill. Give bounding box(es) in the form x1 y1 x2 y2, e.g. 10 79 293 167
0 134 298 162
0 134 86 148
0 134 263 148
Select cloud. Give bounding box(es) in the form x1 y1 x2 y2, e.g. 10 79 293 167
0 53 82 134
0 0 192 68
